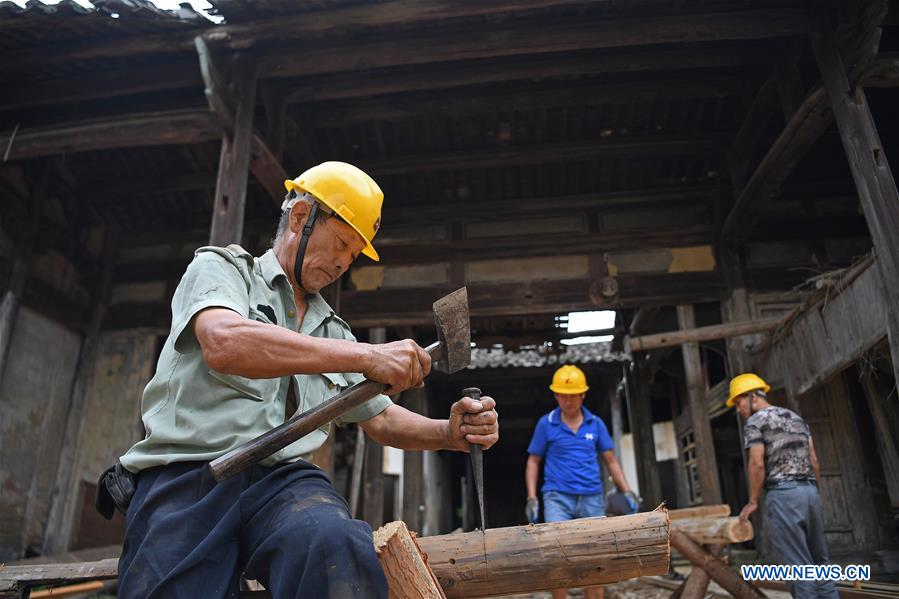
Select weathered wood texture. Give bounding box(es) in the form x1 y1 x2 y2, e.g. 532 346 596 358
624 358 662 508
670 530 766 599
416 511 670 598
811 13 899 395
0 558 118 596
629 318 779 352
760 261 887 398
209 55 257 247
0 110 221 161
668 504 731 521
859 369 899 508
373 521 446 599
671 516 753 545
677 305 722 505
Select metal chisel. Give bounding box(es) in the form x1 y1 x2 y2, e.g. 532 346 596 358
463 386 486 532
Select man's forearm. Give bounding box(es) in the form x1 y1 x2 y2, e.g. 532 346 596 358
360 404 450 451
607 461 631 493
748 462 765 503
525 458 539 497
198 314 371 379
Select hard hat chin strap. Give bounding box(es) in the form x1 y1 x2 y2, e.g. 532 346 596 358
293 201 320 293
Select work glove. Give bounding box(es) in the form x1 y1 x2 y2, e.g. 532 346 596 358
624 491 641 514
525 496 539 523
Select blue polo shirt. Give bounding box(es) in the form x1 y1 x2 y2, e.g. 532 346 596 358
527 406 614 495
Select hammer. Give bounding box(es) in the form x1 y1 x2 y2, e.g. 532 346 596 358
209 287 472 482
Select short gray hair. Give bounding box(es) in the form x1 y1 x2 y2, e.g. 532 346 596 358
272 191 329 246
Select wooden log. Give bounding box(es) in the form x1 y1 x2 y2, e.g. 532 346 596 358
416 511 670 598
629 318 780 352
670 530 766 599
672 516 754 545
373 521 446 599
668 504 731 521
678 569 711 599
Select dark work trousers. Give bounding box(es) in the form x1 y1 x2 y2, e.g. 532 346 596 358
118 460 387 599
765 480 839 599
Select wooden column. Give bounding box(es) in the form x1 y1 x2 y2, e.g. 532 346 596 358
859 369 899 509
624 359 662 508
677 305 722 505
362 327 386 527
609 379 623 458
43 228 120 554
209 54 257 246
811 16 899 393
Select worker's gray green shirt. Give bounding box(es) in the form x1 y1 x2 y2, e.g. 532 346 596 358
120 245 392 473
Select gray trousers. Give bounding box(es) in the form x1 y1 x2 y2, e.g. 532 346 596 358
765 481 839 598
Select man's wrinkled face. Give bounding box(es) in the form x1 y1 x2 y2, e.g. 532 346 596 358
289 203 366 295
554 392 586 417
735 393 754 420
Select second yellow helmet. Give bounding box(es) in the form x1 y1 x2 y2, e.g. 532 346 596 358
550 364 589 394
726 373 770 407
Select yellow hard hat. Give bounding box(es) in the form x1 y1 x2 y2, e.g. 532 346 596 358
726 373 770 407
284 161 383 261
550 364 589 394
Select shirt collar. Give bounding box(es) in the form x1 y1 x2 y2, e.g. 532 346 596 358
548 406 595 425
258 249 338 332
259 249 287 288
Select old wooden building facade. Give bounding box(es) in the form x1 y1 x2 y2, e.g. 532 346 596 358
1 0 898 579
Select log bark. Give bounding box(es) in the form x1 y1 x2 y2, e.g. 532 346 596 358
417 511 670 598
668 504 731 521
672 516 754 544
670 530 766 598
374 521 446 599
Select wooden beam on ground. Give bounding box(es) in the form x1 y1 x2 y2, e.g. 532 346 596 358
669 504 731 521
416 510 670 598
672 516 754 545
629 318 779 352
0 110 220 161
261 9 805 79
670 529 766 598
811 12 899 399
373 521 446 599
0 559 119 596
677 305 723 505
209 55 257 246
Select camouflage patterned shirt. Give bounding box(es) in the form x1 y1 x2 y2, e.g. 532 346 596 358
743 406 814 486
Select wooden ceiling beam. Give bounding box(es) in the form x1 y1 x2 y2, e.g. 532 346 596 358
357 134 724 176
0 109 221 161
285 46 776 104
304 76 744 126
261 9 805 79
104 271 721 330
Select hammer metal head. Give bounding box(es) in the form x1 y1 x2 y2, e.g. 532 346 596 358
432 287 471 374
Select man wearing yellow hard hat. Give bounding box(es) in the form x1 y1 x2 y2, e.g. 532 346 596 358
111 162 500 598
728 373 837 598
525 364 637 599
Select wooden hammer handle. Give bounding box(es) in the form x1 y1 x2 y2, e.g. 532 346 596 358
209 378 387 481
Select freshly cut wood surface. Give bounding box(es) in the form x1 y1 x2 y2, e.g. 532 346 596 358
668 504 731 521
417 511 669 598
672 516 754 544
374 521 446 599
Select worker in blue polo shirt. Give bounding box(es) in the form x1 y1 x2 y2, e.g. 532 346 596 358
525 364 639 599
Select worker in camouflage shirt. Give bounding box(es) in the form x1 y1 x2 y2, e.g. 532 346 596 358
727 373 837 599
